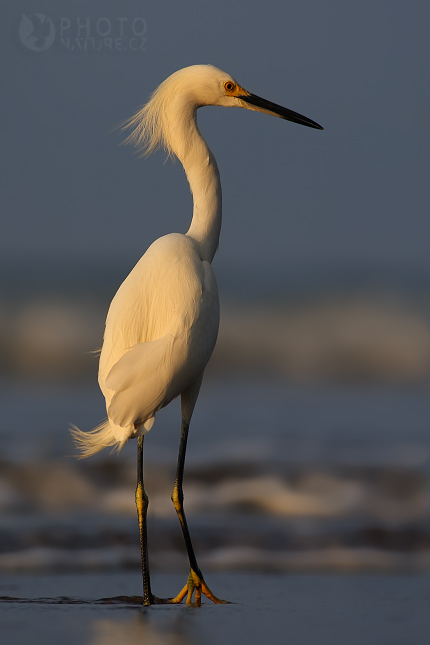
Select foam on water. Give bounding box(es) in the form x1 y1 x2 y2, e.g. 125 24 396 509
1 375 430 573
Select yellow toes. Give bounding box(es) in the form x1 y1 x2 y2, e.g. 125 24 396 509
200 580 228 604
169 583 189 604
171 570 227 605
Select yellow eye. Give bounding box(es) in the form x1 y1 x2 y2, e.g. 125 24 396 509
224 81 235 93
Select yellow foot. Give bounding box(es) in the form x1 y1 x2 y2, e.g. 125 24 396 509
168 570 228 606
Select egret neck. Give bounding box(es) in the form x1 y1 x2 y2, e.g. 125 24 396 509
167 97 222 264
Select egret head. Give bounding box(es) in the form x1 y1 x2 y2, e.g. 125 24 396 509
123 65 322 158
201 67 323 131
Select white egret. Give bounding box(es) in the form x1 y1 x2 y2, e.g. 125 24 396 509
72 65 322 605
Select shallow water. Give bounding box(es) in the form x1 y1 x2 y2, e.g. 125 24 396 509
1 571 430 645
2 377 430 467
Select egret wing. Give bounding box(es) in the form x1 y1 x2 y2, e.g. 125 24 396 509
106 335 175 427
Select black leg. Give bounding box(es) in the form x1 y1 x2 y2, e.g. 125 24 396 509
170 418 226 605
136 435 154 606
171 420 203 579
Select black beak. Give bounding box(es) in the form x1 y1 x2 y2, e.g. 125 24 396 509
238 92 323 130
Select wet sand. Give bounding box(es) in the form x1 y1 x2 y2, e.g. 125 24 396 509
1 571 429 645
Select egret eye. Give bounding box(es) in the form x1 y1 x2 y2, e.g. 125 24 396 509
224 81 235 93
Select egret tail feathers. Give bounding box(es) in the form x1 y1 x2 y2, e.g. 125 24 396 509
70 420 118 459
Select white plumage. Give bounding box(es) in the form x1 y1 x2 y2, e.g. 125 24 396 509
72 64 322 605
100 233 219 444
72 65 322 458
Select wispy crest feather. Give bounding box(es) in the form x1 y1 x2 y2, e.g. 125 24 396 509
121 72 182 158
121 65 222 159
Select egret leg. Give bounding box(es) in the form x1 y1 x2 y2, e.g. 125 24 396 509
136 436 172 605
136 435 154 605
170 419 227 606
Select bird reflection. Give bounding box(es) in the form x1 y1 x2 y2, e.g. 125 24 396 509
91 612 196 645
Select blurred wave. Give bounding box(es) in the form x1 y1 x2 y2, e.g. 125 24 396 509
0 454 429 573
215 300 430 383
0 296 429 383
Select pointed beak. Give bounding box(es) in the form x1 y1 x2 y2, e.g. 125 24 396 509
237 91 323 130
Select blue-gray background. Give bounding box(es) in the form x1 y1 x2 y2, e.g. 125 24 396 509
3 6 430 642
2 0 430 292
1 0 430 585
